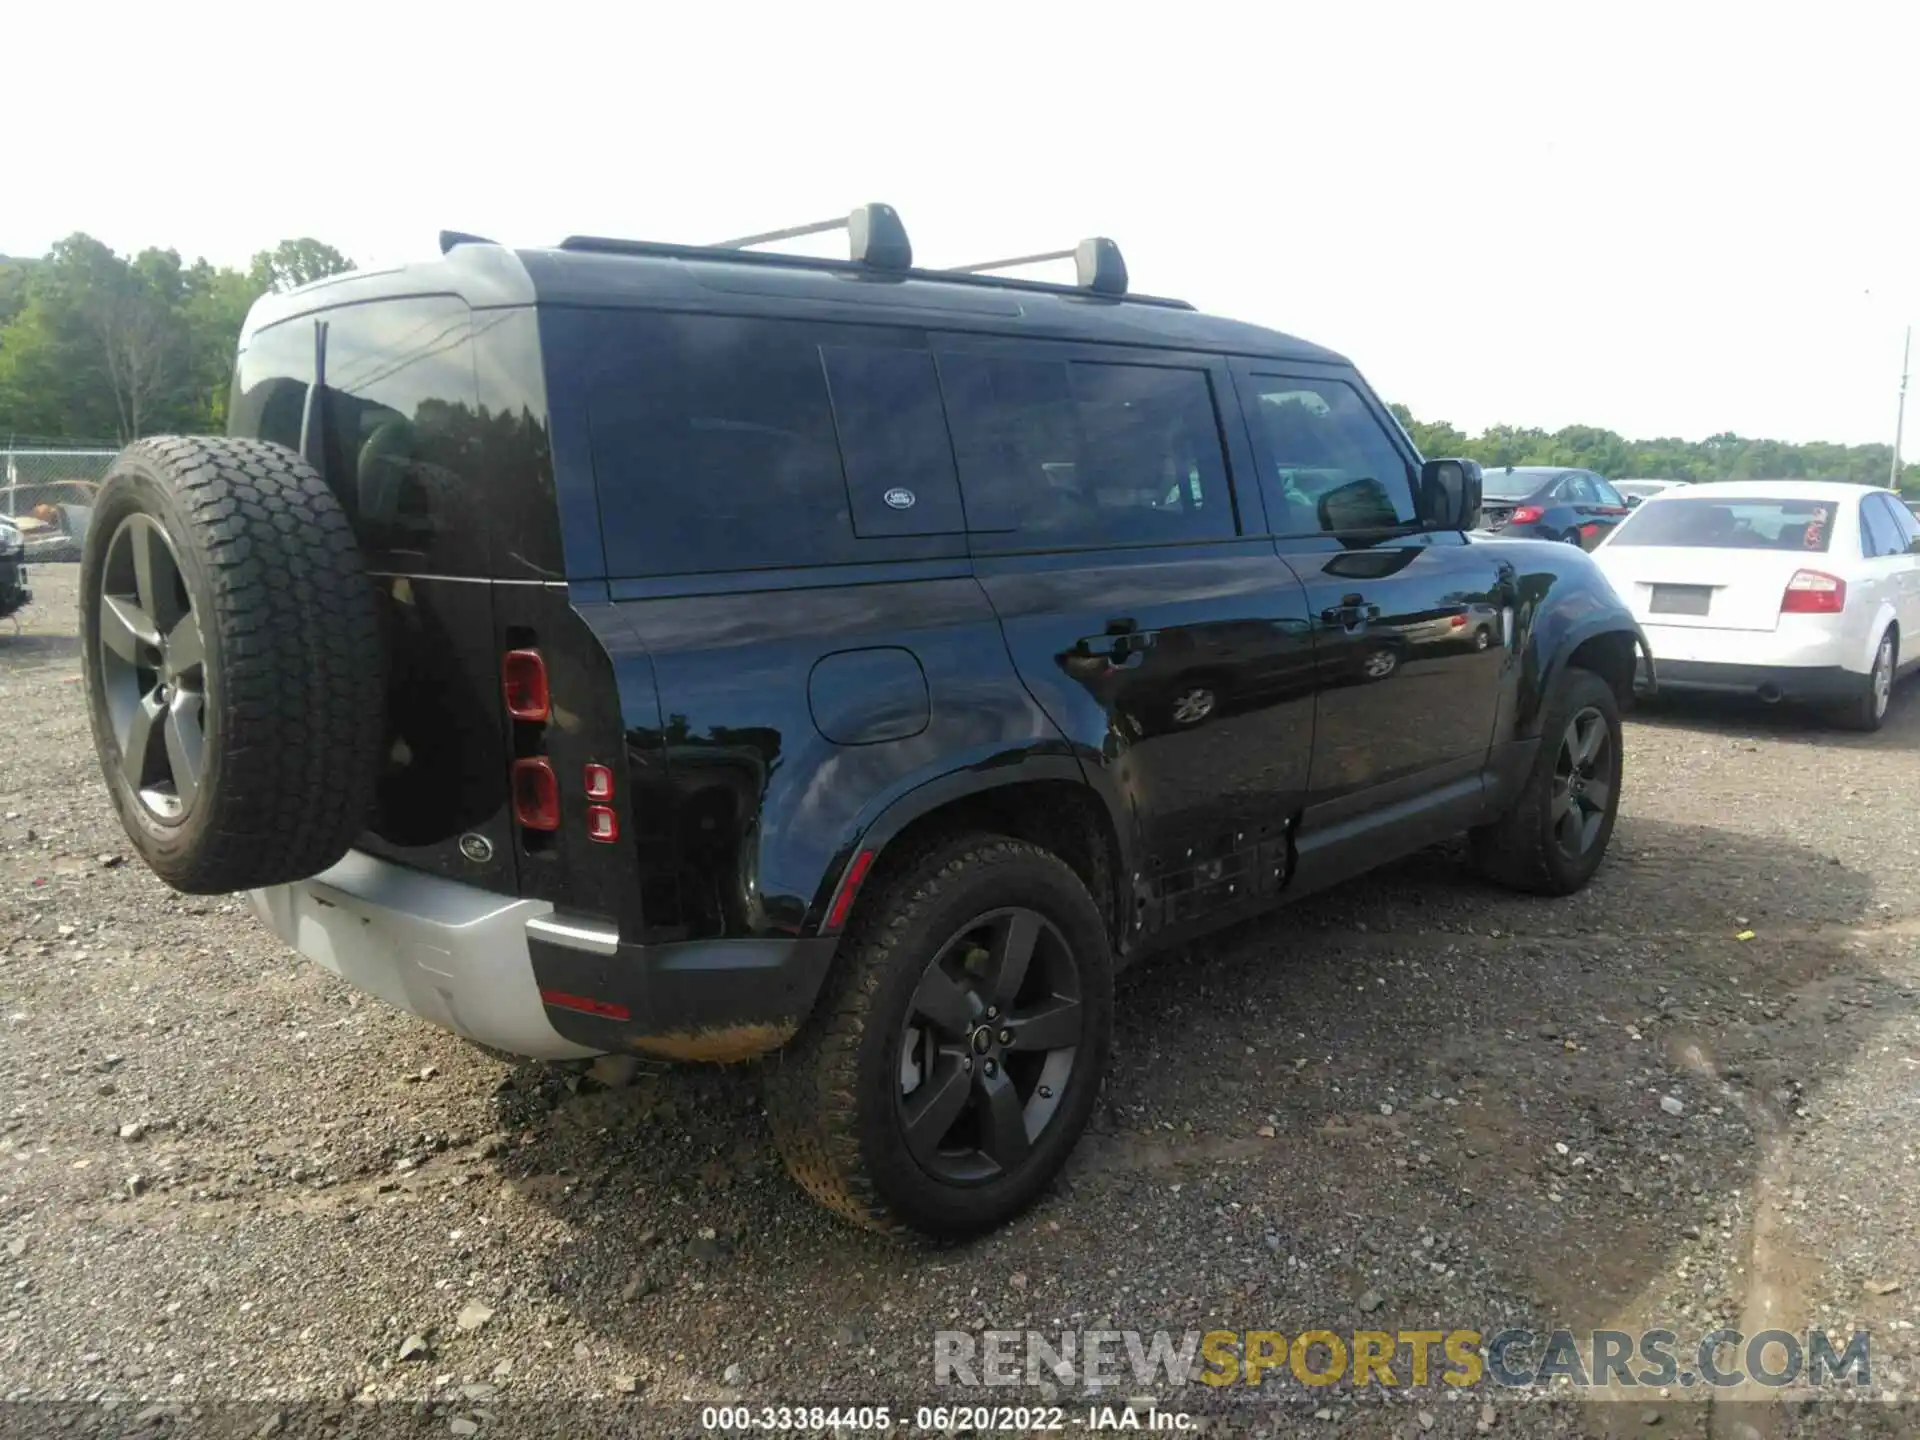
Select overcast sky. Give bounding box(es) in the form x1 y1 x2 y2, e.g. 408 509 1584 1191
9 2 1916 451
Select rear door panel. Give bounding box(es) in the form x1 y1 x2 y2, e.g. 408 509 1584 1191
934 336 1317 938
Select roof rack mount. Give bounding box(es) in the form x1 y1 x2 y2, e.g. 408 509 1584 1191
949 237 1129 297
711 203 912 272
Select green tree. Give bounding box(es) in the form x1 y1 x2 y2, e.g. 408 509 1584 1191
249 238 354 294
1392 405 1910 493
0 232 355 442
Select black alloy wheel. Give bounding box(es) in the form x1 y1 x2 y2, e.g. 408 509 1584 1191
1550 705 1612 861
896 906 1085 1185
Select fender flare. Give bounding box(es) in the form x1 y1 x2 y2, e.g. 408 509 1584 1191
805 749 1136 938
1523 614 1650 738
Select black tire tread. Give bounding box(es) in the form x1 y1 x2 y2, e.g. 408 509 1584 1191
83 436 383 894
1468 666 1620 895
763 835 1085 1234
1831 627 1895 733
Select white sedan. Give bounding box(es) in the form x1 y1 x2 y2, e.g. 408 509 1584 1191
1592 480 1920 730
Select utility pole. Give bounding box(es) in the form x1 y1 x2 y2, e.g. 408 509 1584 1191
1894 325 1911 491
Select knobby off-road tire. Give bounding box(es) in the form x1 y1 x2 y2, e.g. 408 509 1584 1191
1469 666 1623 895
80 437 385 894
764 835 1114 1238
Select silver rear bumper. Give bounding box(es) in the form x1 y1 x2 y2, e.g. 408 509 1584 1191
247 851 601 1061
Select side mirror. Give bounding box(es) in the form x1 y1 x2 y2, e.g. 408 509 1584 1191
1418 458 1483 532
1625 494 1643 510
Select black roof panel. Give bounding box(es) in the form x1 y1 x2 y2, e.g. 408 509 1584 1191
242 239 1348 367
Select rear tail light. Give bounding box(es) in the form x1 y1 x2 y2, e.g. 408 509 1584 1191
585 805 619 843
511 757 561 830
583 763 615 801
1781 570 1846 614
1509 505 1545 525
502 649 551 721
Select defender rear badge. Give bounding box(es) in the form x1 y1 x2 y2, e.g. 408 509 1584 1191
883 487 916 510
459 833 494 864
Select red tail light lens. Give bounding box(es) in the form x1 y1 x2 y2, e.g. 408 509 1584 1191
583 764 615 801
502 650 550 722
1509 505 1545 525
1781 570 1846 614
585 805 620 842
511 757 561 830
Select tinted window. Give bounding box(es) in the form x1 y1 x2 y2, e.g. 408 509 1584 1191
1592 477 1626 507
583 313 857 575
820 346 965 538
233 300 485 573
1242 378 1416 533
1612 496 1836 552
1561 474 1598 503
1481 468 1551 500
229 322 312 451
317 298 484 573
1861 494 1907 558
938 354 1234 549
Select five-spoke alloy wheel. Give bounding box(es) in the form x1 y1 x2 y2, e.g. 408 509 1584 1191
765 835 1113 1237
897 906 1085 1185
97 514 207 822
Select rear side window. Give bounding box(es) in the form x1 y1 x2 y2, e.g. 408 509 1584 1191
937 354 1234 550
576 314 968 576
1861 494 1908 558
1612 496 1836 552
1240 377 1417 534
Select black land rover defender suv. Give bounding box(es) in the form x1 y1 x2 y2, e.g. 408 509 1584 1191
79 205 1650 1237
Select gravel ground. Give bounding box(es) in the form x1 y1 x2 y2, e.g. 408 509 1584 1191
3 565 1919 1439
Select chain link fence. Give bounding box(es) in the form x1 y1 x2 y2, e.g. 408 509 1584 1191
3 445 119 561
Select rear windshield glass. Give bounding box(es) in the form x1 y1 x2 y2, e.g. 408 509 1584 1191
1482 470 1551 500
1610 497 1835 552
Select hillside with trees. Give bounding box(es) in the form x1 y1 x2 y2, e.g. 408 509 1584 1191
1389 405 1914 493
0 235 351 444
1 232 1912 496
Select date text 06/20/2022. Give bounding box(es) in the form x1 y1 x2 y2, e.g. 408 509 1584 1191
699 1405 1195 1431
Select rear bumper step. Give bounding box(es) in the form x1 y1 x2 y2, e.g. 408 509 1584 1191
249 851 839 1064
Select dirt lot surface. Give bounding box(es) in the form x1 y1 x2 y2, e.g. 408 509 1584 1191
3 564 1919 1439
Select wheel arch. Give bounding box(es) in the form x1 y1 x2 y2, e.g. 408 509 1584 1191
811 760 1132 953
1860 608 1899 674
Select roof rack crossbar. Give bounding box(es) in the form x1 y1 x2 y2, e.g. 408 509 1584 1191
949 247 1077 274
712 217 848 249
947 237 1129 297
709 203 912 272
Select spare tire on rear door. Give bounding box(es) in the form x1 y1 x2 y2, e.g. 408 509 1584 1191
80 436 386 894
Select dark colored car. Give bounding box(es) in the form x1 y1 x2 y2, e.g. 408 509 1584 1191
77 207 1651 1238
0 517 27 619
1477 466 1632 549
